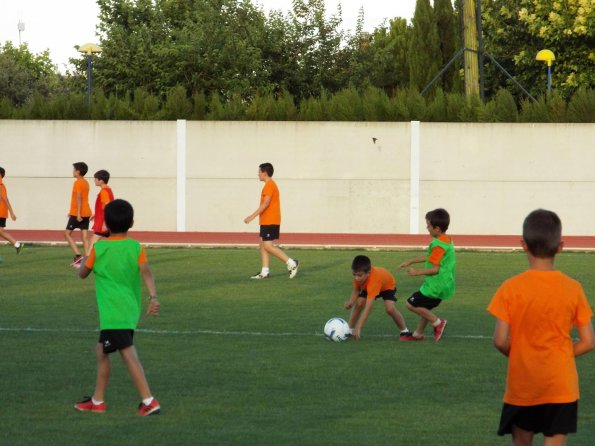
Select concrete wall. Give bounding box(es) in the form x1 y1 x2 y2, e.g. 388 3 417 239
1 120 593 235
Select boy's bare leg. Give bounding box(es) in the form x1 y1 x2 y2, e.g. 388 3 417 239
64 229 81 256
93 343 111 402
544 434 567 446
511 425 534 446
263 240 289 263
384 301 407 331
0 228 17 246
119 346 152 400
407 303 438 324
81 230 90 257
259 240 270 268
348 299 365 329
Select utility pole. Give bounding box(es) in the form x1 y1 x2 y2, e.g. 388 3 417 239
18 21 25 45
462 0 480 97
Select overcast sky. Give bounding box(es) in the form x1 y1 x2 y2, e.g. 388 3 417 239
0 0 417 71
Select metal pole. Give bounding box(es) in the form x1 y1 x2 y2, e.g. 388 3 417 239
87 55 92 111
547 65 552 93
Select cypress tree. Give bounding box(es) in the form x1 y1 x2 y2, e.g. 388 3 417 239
408 0 442 91
434 0 458 92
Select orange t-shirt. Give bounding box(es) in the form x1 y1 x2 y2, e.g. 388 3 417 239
488 270 593 406
427 234 452 265
0 178 8 218
69 178 92 217
259 179 281 225
353 267 396 301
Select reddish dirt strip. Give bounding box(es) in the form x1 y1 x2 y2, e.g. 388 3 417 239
8 230 595 250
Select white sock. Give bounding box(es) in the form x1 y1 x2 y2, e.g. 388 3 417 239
413 331 423 338
142 397 154 406
92 397 104 405
433 318 442 327
14 242 21 248
400 329 410 334
261 267 270 275
286 258 296 269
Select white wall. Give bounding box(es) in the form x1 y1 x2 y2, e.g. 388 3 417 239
1 120 593 235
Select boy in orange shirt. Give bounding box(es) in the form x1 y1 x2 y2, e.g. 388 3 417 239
488 209 594 444
0 167 24 254
87 169 114 255
244 162 299 279
64 162 92 266
345 255 411 341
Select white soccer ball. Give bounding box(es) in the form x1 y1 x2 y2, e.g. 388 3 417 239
324 317 351 342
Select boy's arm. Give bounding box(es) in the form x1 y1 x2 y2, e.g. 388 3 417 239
492 319 510 357
79 260 92 278
407 264 440 277
574 322 595 357
344 289 359 309
353 299 375 340
244 196 270 224
76 191 83 221
140 262 160 316
398 255 426 269
5 195 16 220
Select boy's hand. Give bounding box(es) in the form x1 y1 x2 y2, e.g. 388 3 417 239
352 327 361 340
407 268 420 276
344 301 354 310
9 212 16 221
398 261 410 269
146 298 160 316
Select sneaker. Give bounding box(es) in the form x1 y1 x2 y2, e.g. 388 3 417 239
70 255 83 267
15 243 24 254
288 260 300 279
434 319 448 342
74 396 106 413
138 399 161 416
250 272 270 279
400 334 424 341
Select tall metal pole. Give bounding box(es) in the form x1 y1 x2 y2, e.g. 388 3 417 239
87 55 92 111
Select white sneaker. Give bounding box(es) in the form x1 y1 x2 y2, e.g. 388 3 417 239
288 260 300 279
250 272 270 279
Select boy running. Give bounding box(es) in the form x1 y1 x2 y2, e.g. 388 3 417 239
0 167 24 254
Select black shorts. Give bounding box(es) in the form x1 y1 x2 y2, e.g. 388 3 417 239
0 218 6 228
94 231 109 237
498 401 578 436
66 216 90 231
98 329 134 354
259 225 280 241
358 289 397 302
407 291 442 310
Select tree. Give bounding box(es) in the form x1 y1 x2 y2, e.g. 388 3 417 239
434 0 459 91
408 0 442 91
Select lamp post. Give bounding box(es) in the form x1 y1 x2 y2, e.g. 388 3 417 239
535 49 555 94
77 43 102 111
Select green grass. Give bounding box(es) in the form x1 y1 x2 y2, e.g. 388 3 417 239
1 246 594 445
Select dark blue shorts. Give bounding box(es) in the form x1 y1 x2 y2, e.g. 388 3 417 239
407 291 442 310
259 225 280 241
66 216 90 231
498 401 578 436
98 329 134 354
358 289 397 302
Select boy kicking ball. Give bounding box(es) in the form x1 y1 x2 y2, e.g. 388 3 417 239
75 199 161 416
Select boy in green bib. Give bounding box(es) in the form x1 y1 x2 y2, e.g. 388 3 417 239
398 208 456 342
75 199 161 416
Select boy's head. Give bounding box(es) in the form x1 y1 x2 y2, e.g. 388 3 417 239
522 209 562 258
0 167 5 178
425 208 450 234
94 169 110 184
104 199 134 234
73 162 88 177
258 163 274 178
352 255 372 284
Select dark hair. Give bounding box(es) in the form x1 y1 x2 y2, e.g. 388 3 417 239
0 167 4 178
351 255 372 273
523 209 561 258
73 162 88 176
104 199 134 233
425 208 450 232
259 163 274 177
94 170 110 184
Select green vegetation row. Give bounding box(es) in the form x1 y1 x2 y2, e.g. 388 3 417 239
1 85 593 122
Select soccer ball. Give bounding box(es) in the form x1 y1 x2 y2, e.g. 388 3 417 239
324 317 351 342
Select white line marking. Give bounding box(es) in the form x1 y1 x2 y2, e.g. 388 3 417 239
0 326 493 339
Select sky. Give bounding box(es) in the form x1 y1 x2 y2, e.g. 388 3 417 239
0 0 417 72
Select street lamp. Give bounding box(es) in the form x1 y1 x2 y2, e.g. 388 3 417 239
535 49 555 94
77 43 102 111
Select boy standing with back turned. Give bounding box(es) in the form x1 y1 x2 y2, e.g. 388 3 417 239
75 199 161 416
398 208 455 342
487 209 594 445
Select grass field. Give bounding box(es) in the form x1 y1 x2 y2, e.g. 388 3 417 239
1 245 594 445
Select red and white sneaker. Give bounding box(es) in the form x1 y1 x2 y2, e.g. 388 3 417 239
434 319 448 342
400 334 424 341
74 396 106 413
138 398 161 416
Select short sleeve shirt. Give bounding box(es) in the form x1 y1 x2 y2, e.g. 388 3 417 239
69 178 92 217
487 270 593 405
259 179 281 225
0 178 8 218
353 267 396 301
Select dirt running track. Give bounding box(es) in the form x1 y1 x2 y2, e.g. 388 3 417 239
8 230 595 251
